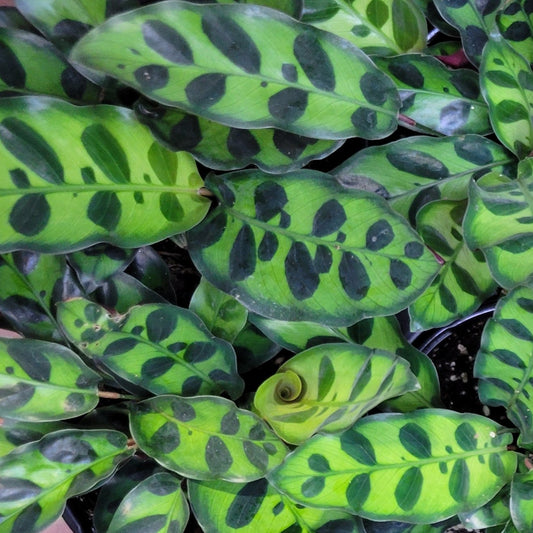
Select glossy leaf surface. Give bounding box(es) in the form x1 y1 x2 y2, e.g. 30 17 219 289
496 0 533 63
57 298 244 399
510 470 533 532
233 322 281 373
269 409 516 523
0 338 101 421
458 487 510 529
188 170 439 326
129 395 288 481
254 343 418 444
0 96 210 253
0 418 65 455
70 1 400 140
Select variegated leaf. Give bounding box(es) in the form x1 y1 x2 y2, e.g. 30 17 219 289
458 487 510 529
233 322 281 373
496 0 533 63
0 418 66 455
510 470 533 532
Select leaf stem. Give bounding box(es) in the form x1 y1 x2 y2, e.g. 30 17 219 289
98 390 136 400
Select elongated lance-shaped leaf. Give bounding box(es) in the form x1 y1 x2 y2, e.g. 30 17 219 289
496 1 533 63
188 477 365 533
480 33 533 160
410 200 497 330
474 284 533 445
308 0 427 56
107 473 189 533
0 28 100 102
254 343 419 444
0 6 35 32
130 395 288 481
187 170 439 327
433 0 504 66
233 321 281 373
510 470 533 532
464 159 533 289
70 1 400 140
0 96 210 254
57 298 244 400
0 428 133 532
190 278 248 343
458 487 510 529
0 418 66 455
0 338 101 421
374 54 491 136
334 134 516 225
269 409 517 523
134 100 343 174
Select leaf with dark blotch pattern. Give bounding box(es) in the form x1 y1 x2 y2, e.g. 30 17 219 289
0 337 101 421
269 409 516 523
188 170 439 327
232 321 281 374
254 343 419 444
70 1 399 140
188 477 365 533
0 418 66 455
510 470 533 532
496 1 533 63
0 96 209 254
474 284 533 445
129 395 287 481
410 200 496 330
0 429 132 532
458 487 510 529
0 6 35 32
57 298 244 399
480 33 533 160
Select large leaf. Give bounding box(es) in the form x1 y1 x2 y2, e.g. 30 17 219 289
70 1 400 140
254 343 419 444
0 96 210 253
188 477 365 533
334 134 516 225
480 32 533 160
464 159 533 289
129 395 288 481
510 470 533 532
269 409 517 523
0 338 101 421
57 298 244 399
0 418 66 455
474 284 533 445
187 170 439 327
0 428 133 532
496 0 533 63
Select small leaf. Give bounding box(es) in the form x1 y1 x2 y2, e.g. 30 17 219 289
233 322 281 373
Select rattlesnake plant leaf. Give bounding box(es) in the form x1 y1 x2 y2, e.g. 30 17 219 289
233 322 281 373
188 478 364 533
190 278 248 343
474 284 533 445
334 134 515 224
458 487 510 529
187 170 439 327
0 428 133 532
496 1 533 63
57 298 244 399
510 470 533 532
413 0 460 36
254 343 419 444
433 0 504 66
107 472 189 533
410 199 496 330
0 96 210 254
70 1 400 140
269 409 517 523
480 33 533 160
129 395 288 481
0 28 99 102
363 519 460 532
0 6 35 32
306 0 427 56
0 251 83 342
374 54 491 136
464 159 533 289
0 338 101 422
134 100 343 174
0 419 66 455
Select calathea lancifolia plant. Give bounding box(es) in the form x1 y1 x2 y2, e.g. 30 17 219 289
0 0 533 531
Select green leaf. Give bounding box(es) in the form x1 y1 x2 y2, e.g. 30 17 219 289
510 470 533 532
496 0 533 63
107 472 189 533
0 428 132 532
70 1 400 140
0 338 101 421
269 409 517 523
233 322 281 374
410 200 497 330
364 518 459 533
464 159 533 289
458 487 510 529
480 33 533 160
308 0 427 56
129 395 288 481
334 134 515 225
0 418 66 455
190 278 248 342
375 54 491 136
0 6 35 32
187 170 439 327
0 96 210 254
57 298 244 400
474 284 533 445
188 477 365 532
254 343 419 444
